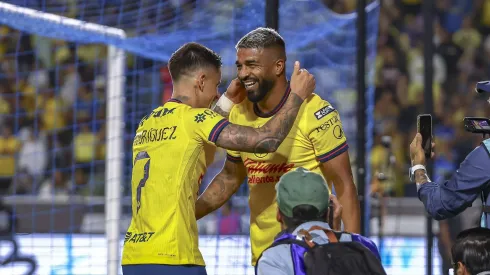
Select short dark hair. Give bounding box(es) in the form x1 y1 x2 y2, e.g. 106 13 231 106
167 42 222 82
451 227 490 274
280 205 327 230
235 27 286 51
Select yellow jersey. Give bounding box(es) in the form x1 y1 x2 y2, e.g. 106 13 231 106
227 89 348 264
122 99 229 266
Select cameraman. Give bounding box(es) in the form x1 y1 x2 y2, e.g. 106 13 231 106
409 82 490 228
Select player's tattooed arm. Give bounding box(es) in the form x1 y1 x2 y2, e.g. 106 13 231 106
216 93 304 153
195 160 247 220
215 61 315 153
212 104 230 118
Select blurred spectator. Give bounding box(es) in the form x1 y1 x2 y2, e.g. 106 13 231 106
18 127 47 180
38 170 70 198
453 16 482 52
217 201 241 235
41 88 66 132
76 85 94 122
74 124 96 174
60 62 80 107
0 124 20 195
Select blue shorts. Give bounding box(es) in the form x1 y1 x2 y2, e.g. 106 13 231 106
122 264 207 275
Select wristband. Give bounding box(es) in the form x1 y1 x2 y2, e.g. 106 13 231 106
216 94 234 113
409 164 427 182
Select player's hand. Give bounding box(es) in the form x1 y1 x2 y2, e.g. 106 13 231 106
223 78 246 104
290 61 315 101
409 133 435 166
330 195 343 231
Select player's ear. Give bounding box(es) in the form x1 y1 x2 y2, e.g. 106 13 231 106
274 58 285 76
196 73 206 93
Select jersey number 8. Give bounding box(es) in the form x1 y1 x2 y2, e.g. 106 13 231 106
134 151 151 214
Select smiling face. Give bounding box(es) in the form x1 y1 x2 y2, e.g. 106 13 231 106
235 48 279 103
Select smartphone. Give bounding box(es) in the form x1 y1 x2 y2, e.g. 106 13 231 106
417 114 432 159
463 117 490 134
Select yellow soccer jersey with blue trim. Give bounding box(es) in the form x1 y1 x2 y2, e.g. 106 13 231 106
226 90 349 265
122 99 229 266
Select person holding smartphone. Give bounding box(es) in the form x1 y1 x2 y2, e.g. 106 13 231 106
408 81 490 229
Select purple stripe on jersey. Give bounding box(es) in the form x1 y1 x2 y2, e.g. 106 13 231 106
226 154 242 163
317 142 349 163
254 85 291 118
208 119 230 143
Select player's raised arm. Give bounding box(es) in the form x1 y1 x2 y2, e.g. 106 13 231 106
215 61 315 153
195 159 247 220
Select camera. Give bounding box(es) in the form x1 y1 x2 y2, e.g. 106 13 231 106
464 117 490 135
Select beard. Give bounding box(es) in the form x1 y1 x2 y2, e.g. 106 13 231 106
244 78 275 103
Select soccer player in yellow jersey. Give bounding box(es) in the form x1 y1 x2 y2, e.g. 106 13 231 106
195 28 361 265
122 42 315 275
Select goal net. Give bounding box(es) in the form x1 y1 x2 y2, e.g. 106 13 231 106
0 1 380 275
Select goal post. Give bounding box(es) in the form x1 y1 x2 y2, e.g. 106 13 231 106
0 3 126 275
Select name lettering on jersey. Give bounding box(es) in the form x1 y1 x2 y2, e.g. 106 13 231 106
124 231 155 244
314 115 340 133
244 158 295 184
133 126 178 145
314 105 335 120
139 108 176 126
194 110 219 123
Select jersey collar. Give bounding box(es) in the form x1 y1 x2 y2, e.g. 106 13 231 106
168 98 182 103
253 83 291 118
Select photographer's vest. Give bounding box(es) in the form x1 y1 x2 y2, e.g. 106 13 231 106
482 139 490 228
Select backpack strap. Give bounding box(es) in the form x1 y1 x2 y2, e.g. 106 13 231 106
306 225 343 243
255 235 312 274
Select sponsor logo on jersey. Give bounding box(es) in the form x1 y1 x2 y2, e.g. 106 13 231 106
243 158 295 184
124 231 155 244
139 107 176 126
333 125 344 139
314 115 340 133
314 105 335 120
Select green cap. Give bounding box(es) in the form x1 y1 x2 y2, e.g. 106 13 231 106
276 167 330 217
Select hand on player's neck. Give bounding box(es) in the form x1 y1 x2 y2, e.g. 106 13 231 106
256 77 289 114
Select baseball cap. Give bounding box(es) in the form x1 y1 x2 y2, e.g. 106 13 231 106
475 81 490 93
276 167 330 218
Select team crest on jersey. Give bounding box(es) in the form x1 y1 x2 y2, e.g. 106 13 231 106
254 152 268 158
314 105 335 120
194 113 206 123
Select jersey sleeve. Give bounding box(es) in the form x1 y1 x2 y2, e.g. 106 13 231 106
305 98 349 163
187 108 230 145
225 105 242 163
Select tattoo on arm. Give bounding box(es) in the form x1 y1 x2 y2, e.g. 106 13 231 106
415 170 430 184
212 104 230 118
195 161 246 220
215 93 304 153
